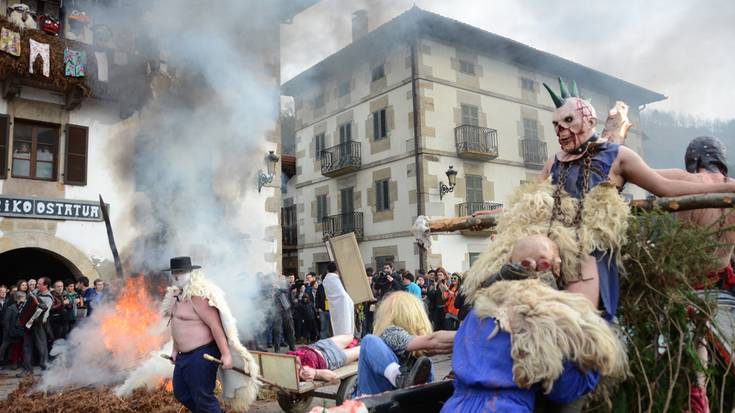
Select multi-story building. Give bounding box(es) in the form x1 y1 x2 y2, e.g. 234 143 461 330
0 0 315 287
282 7 665 276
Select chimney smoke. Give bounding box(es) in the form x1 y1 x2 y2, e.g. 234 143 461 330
352 9 368 42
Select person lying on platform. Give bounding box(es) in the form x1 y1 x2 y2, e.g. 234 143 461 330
355 291 456 396
288 334 360 383
443 235 628 413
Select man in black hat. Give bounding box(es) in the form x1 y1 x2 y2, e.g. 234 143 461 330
164 256 233 413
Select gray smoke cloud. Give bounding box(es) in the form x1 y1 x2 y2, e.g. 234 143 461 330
36 0 287 393
282 0 735 119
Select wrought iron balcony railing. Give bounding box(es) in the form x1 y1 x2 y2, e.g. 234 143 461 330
322 212 364 241
457 201 503 217
455 125 499 160
519 138 547 169
321 141 361 177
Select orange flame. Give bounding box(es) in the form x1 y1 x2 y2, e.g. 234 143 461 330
100 276 166 362
157 378 174 393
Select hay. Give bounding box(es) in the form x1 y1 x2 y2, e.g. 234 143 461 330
4 377 239 413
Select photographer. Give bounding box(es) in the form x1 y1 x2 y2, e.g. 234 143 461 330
373 263 403 299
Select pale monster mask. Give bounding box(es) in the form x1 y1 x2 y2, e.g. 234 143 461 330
544 78 597 154
173 271 192 289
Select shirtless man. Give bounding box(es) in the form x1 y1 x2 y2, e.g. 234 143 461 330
657 137 734 413
166 256 232 413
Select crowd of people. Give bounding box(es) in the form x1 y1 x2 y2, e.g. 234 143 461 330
0 276 106 377
255 262 466 354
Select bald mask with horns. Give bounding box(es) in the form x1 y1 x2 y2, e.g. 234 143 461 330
545 78 598 155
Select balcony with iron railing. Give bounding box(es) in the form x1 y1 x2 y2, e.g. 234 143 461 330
321 141 361 177
322 212 364 241
457 201 503 217
519 138 548 169
455 125 499 160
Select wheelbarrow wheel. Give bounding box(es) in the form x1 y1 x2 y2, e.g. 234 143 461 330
336 375 358 405
277 391 314 413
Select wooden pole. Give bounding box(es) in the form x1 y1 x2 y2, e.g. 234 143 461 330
425 193 735 233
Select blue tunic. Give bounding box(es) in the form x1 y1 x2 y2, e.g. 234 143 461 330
441 310 599 413
550 141 621 321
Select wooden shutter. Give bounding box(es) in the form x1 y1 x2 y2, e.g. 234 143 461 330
65 124 88 185
0 115 7 179
466 175 484 203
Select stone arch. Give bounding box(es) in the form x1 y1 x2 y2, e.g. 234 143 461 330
0 231 98 279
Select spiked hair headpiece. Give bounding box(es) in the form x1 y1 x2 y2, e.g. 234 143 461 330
543 77 582 108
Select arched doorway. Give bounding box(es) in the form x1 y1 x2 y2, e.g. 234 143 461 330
0 247 82 287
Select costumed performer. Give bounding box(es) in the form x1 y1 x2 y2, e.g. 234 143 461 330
287 334 360 383
322 262 355 336
162 256 259 413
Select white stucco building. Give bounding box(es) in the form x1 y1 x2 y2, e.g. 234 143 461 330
282 7 665 275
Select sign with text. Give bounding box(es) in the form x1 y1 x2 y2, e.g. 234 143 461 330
0 196 104 222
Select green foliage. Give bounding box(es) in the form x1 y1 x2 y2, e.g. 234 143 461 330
587 210 735 412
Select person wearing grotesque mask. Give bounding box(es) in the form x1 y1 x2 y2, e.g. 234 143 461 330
464 78 735 411
162 256 259 413
656 136 735 413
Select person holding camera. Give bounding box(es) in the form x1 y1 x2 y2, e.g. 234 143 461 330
373 263 403 300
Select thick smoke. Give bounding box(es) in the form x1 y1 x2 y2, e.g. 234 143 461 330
37 0 289 392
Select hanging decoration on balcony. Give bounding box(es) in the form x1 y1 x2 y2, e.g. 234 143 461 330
64 48 86 77
95 50 109 81
29 38 50 77
7 3 37 31
0 27 21 56
38 14 60 36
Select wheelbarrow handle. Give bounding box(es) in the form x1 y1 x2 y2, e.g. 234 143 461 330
203 353 288 392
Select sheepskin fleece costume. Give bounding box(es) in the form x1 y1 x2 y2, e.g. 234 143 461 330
162 271 259 412
474 279 628 393
464 180 629 301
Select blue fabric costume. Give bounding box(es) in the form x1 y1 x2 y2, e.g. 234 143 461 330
441 309 599 413
550 141 621 320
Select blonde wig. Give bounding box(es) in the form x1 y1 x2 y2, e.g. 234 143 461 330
474 279 629 393
373 291 433 339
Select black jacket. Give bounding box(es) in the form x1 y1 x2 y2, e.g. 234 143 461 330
315 284 328 312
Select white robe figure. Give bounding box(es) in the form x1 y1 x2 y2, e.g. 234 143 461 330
322 272 354 336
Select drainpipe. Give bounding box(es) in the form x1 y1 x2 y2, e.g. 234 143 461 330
410 38 427 271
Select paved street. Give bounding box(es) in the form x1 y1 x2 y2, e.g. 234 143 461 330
0 356 453 412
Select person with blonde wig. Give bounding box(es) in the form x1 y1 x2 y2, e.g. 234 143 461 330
355 291 455 396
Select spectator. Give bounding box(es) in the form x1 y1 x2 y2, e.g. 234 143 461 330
315 275 330 339
444 274 462 330
322 262 355 336
0 285 8 362
25 277 53 373
272 277 296 353
373 263 403 299
75 276 90 319
428 269 448 331
296 294 319 343
362 268 377 337
1 291 27 372
83 278 105 316
403 273 422 299
64 280 80 331
3 280 28 368
28 278 37 294
304 272 317 302
49 280 67 340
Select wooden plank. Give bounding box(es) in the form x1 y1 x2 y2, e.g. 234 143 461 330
327 233 375 304
251 351 300 391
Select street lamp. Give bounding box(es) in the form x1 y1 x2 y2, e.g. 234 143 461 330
439 165 457 200
257 150 280 193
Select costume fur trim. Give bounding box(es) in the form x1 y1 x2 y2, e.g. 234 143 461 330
474 279 629 393
464 180 629 300
162 271 260 412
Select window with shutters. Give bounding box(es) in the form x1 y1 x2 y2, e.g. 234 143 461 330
316 194 328 221
469 252 481 267
65 124 88 185
339 81 350 97
0 115 7 179
339 123 352 143
371 64 385 82
523 118 539 140
11 119 59 181
465 175 484 203
521 77 536 92
373 109 387 140
314 93 325 108
315 133 325 160
375 255 394 269
461 104 479 126
459 60 475 75
375 179 390 211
